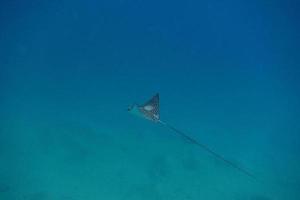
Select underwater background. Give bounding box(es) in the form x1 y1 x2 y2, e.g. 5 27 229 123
1 0 299 199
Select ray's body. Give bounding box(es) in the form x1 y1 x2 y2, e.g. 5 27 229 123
128 93 256 180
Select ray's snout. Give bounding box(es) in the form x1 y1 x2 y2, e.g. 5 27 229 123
127 104 136 112
127 105 132 111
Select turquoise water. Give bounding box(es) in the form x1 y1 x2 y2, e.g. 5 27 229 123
1 0 300 199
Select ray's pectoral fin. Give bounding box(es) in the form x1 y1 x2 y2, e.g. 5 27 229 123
139 93 160 122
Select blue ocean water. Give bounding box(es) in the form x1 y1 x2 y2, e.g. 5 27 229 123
1 0 299 199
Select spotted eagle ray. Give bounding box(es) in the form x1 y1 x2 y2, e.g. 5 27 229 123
128 93 256 180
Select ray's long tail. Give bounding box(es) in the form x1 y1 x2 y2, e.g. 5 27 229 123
158 120 257 180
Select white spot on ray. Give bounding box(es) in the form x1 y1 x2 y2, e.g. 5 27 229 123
144 105 154 111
